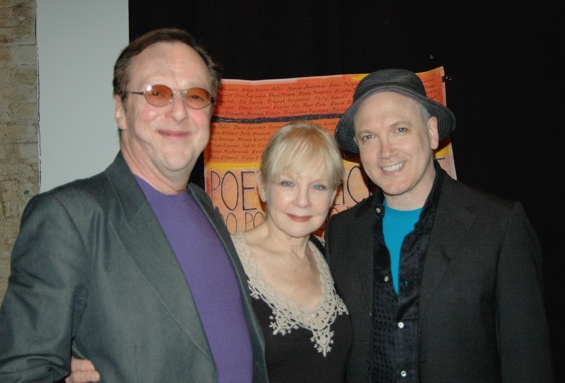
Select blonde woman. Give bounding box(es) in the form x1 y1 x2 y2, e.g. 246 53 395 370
231 121 351 382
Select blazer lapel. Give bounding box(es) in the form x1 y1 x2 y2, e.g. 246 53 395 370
419 176 476 318
352 198 378 312
187 184 268 381
105 153 212 359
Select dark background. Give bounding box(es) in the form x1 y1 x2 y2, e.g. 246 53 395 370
130 1 561 378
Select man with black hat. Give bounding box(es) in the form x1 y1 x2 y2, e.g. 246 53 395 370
324 68 554 383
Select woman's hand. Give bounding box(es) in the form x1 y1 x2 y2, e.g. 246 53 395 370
65 357 100 383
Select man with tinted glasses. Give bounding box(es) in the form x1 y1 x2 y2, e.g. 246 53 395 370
0 28 268 383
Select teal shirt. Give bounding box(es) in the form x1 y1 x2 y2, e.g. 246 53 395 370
383 200 422 293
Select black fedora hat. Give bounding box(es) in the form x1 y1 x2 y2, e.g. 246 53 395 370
335 68 456 153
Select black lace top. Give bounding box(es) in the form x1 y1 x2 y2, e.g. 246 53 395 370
231 232 352 383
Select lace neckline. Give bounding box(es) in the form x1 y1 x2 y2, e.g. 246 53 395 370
231 231 348 356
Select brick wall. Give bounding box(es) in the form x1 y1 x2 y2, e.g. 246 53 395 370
0 0 37 302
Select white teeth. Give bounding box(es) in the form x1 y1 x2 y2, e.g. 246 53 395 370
382 163 403 172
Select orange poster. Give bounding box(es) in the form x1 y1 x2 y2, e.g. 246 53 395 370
205 66 455 234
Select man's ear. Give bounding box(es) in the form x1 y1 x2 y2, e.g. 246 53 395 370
427 116 439 150
114 95 126 131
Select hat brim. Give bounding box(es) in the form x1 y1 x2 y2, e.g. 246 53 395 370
335 86 456 154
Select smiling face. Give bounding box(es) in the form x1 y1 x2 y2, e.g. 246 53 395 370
353 91 439 210
114 41 213 194
258 160 337 240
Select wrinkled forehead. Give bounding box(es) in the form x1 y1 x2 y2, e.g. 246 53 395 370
129 42 210 87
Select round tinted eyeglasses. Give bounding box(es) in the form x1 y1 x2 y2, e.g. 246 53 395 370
127 84 214 109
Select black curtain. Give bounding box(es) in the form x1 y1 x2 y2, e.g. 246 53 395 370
129 1 561 378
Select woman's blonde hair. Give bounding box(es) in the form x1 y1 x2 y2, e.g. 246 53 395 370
260 121 344 190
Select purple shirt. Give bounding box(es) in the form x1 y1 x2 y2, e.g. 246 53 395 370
137 177 253 382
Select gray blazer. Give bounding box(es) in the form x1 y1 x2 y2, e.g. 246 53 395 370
325 169 554 383
0 152 268 382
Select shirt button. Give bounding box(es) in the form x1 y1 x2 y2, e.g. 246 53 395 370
384 275 389 282
398 322 404 329
401 370 407 378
